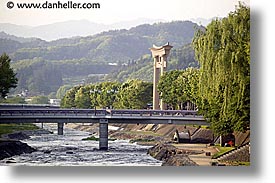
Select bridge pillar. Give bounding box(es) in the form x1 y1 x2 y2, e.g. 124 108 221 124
57 123 64 135
99 119 108 150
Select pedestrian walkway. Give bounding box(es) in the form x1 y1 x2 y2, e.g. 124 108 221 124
172 143 218 166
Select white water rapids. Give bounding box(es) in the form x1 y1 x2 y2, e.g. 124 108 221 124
0 124 162 166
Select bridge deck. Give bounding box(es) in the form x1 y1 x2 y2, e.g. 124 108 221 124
0 109 207 125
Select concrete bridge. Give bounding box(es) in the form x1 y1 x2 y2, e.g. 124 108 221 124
0 108 207 150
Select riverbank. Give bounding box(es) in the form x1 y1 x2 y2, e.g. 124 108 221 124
148 143 199 166
54 123 250 166
65 123 218 166
0 139 36 161
0 124 52 161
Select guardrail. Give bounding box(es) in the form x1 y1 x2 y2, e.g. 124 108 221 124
0 103 60 108
106 109 198 117
0 109 200 118
0 109 106 116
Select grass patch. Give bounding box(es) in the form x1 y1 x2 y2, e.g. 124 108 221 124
226 161 250 166
0 123 39 137
123 131 161 136
82 136 116 141
188 125 210 129
212 146 235 159
129 138 155 143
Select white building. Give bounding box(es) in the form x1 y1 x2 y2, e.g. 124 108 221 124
49 99 61 106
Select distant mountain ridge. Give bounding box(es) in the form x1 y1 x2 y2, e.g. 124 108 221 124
0 18 164 41
1 21 203 63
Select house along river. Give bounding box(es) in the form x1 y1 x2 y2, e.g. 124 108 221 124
0 124 162 166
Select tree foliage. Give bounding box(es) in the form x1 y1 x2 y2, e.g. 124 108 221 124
113 80 152 109
61 85 81 108
0 96 26 104
61 80 152 109
56 85 72 99
0 53 17 98
158 68 199 110
192 4 250 135
29 96 49 104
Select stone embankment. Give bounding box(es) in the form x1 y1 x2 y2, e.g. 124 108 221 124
148 143 200 166
217 143 250 162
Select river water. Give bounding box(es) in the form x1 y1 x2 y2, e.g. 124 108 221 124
0 124 162 166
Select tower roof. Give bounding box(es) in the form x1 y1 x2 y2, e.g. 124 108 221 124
149 42 173 57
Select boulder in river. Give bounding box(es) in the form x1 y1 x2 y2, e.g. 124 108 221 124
0 139 36 160
148 143 198 166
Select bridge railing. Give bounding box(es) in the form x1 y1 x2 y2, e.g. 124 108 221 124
0 109 107 116
0 108 201 118
106 109 199 117
0 103 60 108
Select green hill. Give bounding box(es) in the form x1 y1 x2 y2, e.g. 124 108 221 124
104 44 198 82
0 21 203 95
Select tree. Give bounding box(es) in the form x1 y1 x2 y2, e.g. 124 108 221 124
61 80 152 110
75 85 92 109
0 53 17 98
158 68 200 110
61 86 81 108
158 70 182 109
29 96 49 104
114 80 152 109
192 4 250 135
56 85 72 99
0 96 26 104
94 82 121 109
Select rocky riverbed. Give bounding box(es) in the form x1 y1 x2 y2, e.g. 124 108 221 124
0 139 36 161
0 124 162 166
147 143 201 166
66 123 215 166
0 128 52 161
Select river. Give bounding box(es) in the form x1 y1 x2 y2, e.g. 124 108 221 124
0 124 162 166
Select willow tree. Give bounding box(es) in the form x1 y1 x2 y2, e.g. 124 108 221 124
192 4 250 135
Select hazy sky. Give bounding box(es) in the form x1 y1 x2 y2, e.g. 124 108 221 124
0 0 250 26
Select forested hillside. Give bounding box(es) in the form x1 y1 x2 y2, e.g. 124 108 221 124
0 21 203 95
104 44 198 82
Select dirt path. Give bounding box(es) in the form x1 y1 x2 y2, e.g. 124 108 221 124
172 143 218 166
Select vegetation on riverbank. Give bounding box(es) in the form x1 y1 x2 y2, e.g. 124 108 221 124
0 123 39 137
61 80 153 109
129 138 155 143
192 4 250 135
82 135 116 141
211 146 235 159
226 161 250 166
